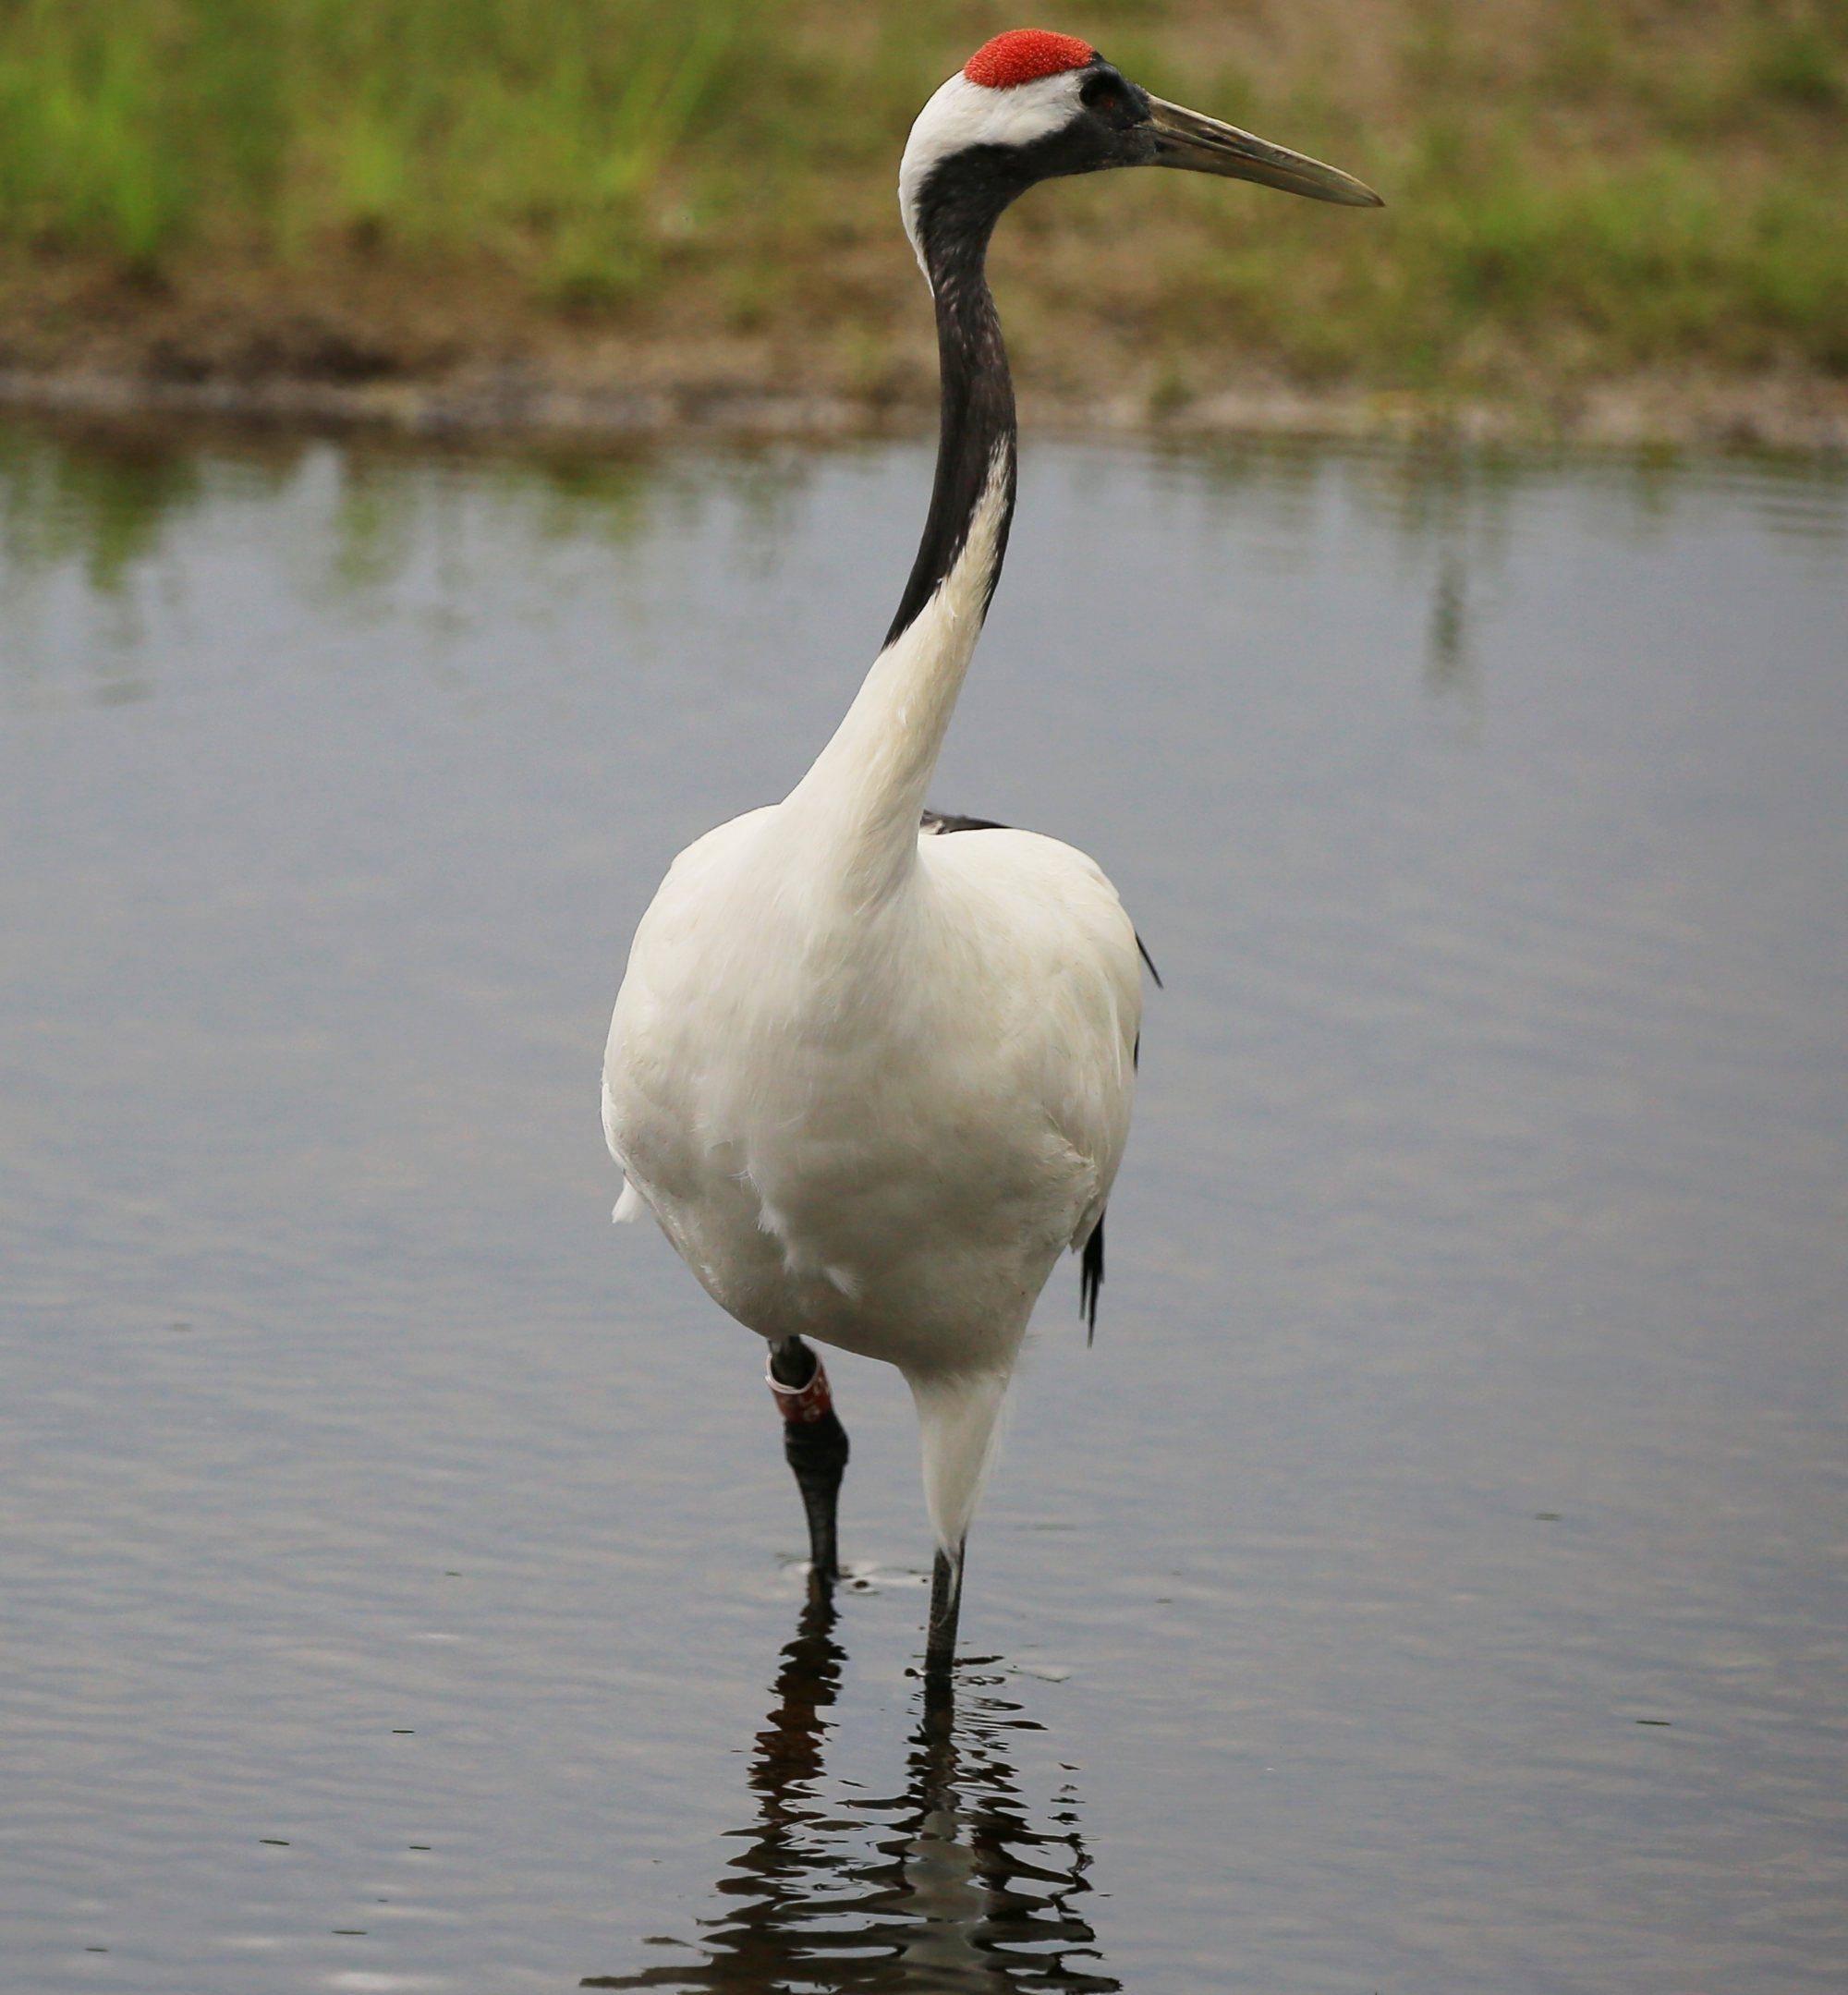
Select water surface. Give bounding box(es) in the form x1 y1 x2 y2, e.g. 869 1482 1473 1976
2 420 1845 1993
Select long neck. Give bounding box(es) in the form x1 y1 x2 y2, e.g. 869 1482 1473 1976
886 220 1017 650
786 203 1016 888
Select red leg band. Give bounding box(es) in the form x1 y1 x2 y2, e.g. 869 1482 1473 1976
767 1355 834 1425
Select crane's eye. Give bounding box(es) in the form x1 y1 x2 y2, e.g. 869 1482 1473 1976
1080 73 1121 113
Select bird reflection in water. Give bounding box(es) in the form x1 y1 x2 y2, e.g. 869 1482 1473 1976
583 1592 1118 1992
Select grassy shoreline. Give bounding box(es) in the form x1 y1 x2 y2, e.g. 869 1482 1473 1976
1 2 1844 449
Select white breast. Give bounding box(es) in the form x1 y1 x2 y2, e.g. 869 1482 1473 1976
602 809 1139 1378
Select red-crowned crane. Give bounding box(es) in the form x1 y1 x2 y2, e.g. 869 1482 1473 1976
602 29 1380 1686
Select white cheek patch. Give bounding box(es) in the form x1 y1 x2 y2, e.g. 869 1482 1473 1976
898 70 1086 276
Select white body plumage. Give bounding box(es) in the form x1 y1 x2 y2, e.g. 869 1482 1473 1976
602 456 1140 1549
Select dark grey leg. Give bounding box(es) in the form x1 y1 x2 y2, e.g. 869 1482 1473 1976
925 1537 966 1686
767 1337 849 1587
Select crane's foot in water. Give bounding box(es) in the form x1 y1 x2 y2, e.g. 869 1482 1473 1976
924 1538 966 1697
768 1337 849 1591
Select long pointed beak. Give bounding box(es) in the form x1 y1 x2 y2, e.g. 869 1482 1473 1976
1145 97 1382 207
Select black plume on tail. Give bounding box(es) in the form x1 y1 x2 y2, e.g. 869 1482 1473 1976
1080 1217 1103 1346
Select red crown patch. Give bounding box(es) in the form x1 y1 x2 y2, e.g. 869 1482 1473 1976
964 29 1096 90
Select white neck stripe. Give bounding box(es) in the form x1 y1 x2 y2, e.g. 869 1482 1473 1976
897 70 1085 279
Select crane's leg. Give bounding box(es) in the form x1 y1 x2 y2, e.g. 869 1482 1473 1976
767 1337 849 1588
925 1538 967 1687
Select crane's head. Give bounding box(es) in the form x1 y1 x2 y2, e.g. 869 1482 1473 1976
901 29 1380 276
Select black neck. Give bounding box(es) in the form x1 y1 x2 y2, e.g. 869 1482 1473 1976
884 175 1020 650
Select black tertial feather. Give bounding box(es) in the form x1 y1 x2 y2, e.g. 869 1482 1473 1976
919 809 1007 835
1079 1216 1104 1344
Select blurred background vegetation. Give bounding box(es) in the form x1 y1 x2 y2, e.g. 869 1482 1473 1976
0 0 1843 426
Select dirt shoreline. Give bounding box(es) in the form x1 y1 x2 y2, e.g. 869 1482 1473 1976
4 363 1846 457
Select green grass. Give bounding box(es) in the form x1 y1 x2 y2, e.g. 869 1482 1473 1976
0 0 1844 400
0 0 770 277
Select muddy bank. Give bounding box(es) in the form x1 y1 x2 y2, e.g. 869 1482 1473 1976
4 360 1845 454
4 237 1845 456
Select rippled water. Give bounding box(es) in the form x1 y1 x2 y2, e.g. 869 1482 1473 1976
1 418 1844 1994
